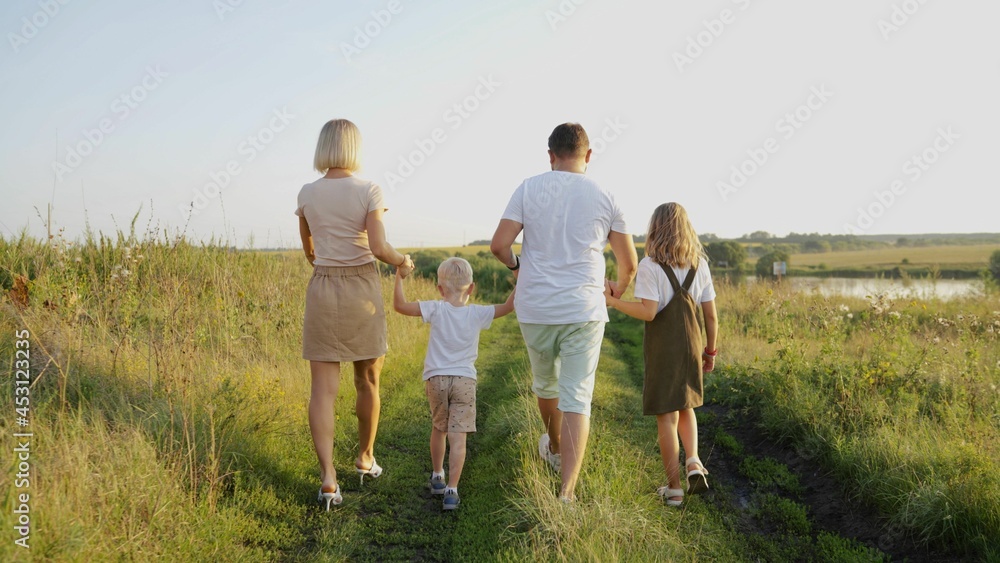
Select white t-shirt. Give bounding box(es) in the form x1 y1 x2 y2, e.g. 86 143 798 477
634 256 717 313
501 171 628 325
294 177 387 267
418 301 496 380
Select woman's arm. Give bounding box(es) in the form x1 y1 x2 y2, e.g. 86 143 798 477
393 271 422 317
299 217 315 265
604 281 657 321
493 285 516 319
366 208 412 272
701 300 718 372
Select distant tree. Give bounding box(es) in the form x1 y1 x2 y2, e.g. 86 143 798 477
756 250 790 278
705 241 747 270
700 233 720 242
466 239 492 247
802 240 832 253
741 231 774 241
990 250 1000 282
896 237 912 247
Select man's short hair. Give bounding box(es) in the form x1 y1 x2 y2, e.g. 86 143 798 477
548 123 590 158
437 257 474 294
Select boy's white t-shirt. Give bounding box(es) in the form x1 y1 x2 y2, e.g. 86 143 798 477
501 171 628 325
633 256 717 313
418 301 496 380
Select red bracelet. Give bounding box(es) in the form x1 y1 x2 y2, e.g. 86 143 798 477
703 348 718 357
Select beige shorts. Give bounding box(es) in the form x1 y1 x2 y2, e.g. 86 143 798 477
302 262 388 362
425 375 477 433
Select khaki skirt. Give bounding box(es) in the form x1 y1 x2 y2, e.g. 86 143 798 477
302 262 387 362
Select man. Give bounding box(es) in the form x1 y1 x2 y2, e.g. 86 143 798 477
491 122 638 501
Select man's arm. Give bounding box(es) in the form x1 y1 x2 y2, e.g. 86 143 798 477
608 230 638 297
490 219 523 270
393 272 422 317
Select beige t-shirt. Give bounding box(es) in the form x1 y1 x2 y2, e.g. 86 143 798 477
294 177 387 267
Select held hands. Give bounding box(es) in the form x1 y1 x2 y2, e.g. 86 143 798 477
396 254 414 279
603 279 616 307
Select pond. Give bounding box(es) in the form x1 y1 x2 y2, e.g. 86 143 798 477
743 276 985 301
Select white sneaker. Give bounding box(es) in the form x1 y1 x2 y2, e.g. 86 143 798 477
538 434 561 473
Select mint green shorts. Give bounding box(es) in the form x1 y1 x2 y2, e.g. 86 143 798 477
519 321 605 417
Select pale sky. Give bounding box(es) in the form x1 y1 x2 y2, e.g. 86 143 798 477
2 0 998 248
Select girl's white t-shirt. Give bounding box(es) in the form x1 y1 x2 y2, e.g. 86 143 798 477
633 256 716 313
294 177 386 267
418 301 496 380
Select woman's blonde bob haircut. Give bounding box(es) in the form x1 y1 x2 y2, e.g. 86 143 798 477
314 119 362 173
644 202 706 269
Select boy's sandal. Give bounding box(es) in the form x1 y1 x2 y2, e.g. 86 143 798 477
686 456 710 495
656 486 684 507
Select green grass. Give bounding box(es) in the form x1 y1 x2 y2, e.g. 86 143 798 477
3 234 997 560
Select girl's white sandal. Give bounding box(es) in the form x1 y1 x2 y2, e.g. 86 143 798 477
657 486 684 507
686 456 710 495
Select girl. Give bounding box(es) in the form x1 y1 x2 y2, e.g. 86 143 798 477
604 202 718 507
296 119 414 509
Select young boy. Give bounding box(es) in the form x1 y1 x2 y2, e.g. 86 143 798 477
394 257 515 510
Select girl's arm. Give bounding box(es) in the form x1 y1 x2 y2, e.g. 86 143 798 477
299 217 315 265
604 281 657 321
366 209 413 274
493 285 516 319
393 272 422 317
701 300 718 372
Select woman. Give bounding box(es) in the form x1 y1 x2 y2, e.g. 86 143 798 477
295 118 414 509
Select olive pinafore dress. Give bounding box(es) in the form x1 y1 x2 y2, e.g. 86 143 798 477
642 262 703 416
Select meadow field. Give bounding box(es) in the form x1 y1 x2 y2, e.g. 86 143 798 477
789 244 1000 270
2 234 999 561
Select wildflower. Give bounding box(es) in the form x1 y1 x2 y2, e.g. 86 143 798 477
846 313 853 320
888 311 901 319
74 257 82 263
121 269 131 277
932 337 940 343
838 304 850 313
957 314 965 322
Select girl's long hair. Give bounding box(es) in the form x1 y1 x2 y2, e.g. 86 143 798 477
644 202 705 269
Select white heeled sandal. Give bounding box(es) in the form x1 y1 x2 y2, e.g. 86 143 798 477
356 458 383 485
318 484 342 510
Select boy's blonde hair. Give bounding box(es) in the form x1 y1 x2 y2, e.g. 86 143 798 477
437 257 474 295
645 202 705 269
314 119 362 173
